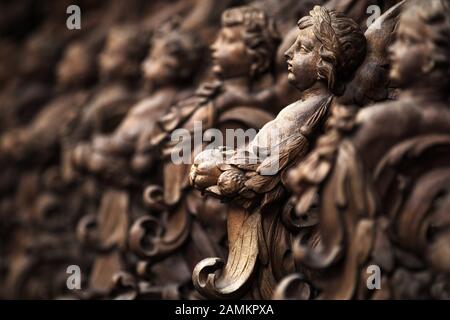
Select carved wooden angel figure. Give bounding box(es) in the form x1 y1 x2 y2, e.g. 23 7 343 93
0 37 101 169
69 23 206 298
0 26 65 132
125 6 281 298
22 28 149 298
286 0 450 299
71 20 204 187
0 36 106 299
65 24 150 180
0 36 102 231
189 5 370 299
143 5 281 208
0 26 68 212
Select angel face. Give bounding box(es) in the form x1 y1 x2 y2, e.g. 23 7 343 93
99 33 129 80
20 32 59 80
210 26 252 80
98 28 143 81
142 35 184 86
57 42 92 87
388 10 430 87
284 26 321 91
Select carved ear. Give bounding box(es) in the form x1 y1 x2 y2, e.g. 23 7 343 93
250 51 269 79
422 58 435 74
250 59 261 79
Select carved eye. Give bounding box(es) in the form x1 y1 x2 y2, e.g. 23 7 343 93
402 36 412 45
399 33 418 46
296 40 310 54
166 42 181 56
300 45 310 53
224 34 237 44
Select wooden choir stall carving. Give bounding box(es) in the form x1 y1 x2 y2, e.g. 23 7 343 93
0 0 449 300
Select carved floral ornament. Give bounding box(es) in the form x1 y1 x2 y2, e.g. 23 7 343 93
0 0 449 300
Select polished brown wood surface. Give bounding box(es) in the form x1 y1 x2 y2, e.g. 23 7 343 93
0 0 448 300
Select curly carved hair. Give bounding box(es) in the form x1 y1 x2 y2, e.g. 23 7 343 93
221 6 281 79
101 24 151 80
152 18 205 81
298 6 366 95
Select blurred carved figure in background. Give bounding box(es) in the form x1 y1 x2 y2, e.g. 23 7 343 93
286 0 450 299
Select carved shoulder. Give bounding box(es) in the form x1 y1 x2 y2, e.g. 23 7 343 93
353 100 450 171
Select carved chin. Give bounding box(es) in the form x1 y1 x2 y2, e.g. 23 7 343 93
389 67 402 85
287 72 297 85
212 64 222 76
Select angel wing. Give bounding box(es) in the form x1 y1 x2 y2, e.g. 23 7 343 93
340 0 405 106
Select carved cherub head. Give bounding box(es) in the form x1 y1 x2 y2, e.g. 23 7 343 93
285 6 366 95
19 28 64 82
141 19 204 88
210 6 280 80
56 39 99 89
98 25 150 82
389 0 450 92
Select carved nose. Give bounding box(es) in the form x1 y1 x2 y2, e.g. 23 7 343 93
387 42 397 61
284 47 293 61
210 41 218 54
72 144 89 168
